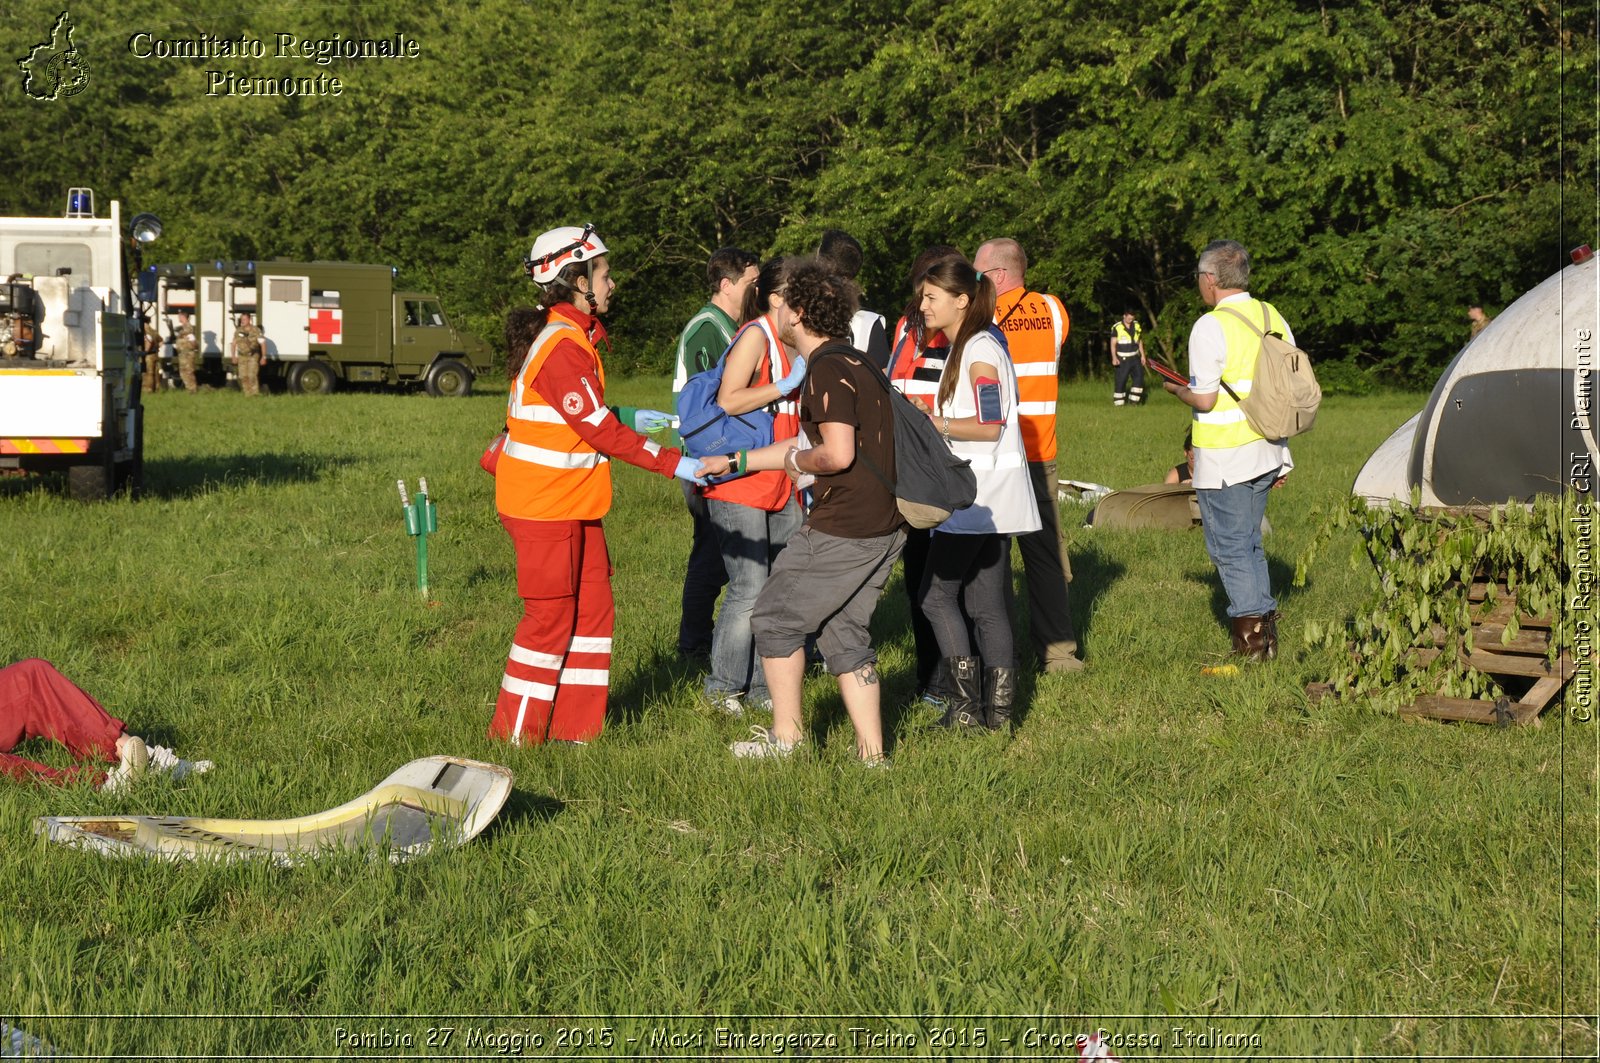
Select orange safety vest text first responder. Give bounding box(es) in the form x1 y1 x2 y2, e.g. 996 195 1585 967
993 287 1068 463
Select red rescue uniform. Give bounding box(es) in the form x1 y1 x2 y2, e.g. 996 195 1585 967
0 659 125 787
492 304 683 744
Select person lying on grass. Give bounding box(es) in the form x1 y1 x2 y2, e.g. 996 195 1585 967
0 658 211 792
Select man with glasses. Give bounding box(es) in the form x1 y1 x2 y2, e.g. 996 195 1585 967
971 237 1084 674
1164 240 1294 660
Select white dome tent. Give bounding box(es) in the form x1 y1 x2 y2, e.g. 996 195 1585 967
1353 248 1598 506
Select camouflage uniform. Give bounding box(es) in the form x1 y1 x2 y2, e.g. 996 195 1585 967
142 320 162 393
231 322 266 396
174 322 199 391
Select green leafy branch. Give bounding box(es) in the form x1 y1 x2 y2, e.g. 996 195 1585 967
1296 491 1580 709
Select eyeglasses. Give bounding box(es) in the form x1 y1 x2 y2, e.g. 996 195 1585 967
1194 270 1214 279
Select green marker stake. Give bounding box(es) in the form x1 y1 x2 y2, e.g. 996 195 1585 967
396 478 439 598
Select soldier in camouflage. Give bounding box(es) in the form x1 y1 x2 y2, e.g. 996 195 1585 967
231 313 267 396
141 317 162 393
173 312 199 392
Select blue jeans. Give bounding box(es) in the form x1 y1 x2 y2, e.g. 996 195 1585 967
1195 469 1278 618
706 496 803 698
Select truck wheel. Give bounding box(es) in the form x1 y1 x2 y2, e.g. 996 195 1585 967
68 463 110 503
425 358 473 398
288 359 337 395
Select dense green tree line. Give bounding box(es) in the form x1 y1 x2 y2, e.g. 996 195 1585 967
3 0 1593 385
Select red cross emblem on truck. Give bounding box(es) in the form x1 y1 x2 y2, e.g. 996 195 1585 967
308 309 343 344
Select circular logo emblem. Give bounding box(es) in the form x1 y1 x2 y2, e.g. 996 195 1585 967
48 50 89 98
562 392 583 415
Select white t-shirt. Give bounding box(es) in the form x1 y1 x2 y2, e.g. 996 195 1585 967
850 309 885 354
934 330 1042 536
1187 292 1295 489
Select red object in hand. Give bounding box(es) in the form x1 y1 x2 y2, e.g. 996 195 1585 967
480 430 507 474
1148 359 1189 388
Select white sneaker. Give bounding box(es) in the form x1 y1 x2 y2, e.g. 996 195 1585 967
730 726 799 759
146 743 214 782
101 734 149 793
705 692 744 718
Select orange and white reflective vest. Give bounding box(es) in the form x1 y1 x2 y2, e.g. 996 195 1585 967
993 287 1068 463
704 315 799 512
496 317 612 522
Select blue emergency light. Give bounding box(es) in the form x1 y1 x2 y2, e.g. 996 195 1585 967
66 188 94 218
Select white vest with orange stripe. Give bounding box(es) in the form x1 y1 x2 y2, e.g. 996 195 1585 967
496 318 612 522
993 288 1067 463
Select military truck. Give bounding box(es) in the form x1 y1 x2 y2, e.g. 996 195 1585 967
0 189 160 500
144 259 489 396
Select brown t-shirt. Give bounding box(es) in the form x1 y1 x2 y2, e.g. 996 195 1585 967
801 344 903 539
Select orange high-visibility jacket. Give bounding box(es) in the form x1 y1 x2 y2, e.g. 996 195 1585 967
994 288 1068 463
496 318 612 522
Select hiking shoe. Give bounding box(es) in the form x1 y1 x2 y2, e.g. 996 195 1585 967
730 726 799 760
102 734 149 793
146 743 215 782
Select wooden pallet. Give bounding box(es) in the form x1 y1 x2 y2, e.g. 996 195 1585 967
1398 581 1570 726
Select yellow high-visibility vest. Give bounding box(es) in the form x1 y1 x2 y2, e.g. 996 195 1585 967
1191 297 1286 450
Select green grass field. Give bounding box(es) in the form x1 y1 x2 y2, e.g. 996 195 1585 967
0 378 1592 1059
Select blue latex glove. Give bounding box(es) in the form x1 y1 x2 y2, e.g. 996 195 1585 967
673 455 707 486
632 408 674 433
775 354 807 394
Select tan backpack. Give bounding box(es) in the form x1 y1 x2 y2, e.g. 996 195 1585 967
1215 305 1322 439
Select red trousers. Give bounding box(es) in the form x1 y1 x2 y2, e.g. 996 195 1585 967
491 517 615 744
0 659 124 786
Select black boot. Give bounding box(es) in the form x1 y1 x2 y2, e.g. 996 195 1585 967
983 666 1018 733
937 656 984 730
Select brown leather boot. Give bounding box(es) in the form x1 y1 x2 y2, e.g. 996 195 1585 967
1260 610 1281 661
1230 615 1270 660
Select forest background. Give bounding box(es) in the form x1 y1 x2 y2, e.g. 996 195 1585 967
3 0 1595 387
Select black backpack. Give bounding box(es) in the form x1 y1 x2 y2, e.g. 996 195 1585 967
812 344 976 529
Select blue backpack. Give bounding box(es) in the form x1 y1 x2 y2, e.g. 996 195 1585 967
675 321 778 458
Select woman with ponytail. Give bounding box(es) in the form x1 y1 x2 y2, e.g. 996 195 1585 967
914 257 1040 733
491 224 710 746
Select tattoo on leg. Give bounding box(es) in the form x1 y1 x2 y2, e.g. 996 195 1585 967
852 664 879 686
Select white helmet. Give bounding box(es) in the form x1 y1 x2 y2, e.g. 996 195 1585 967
525 223 608 285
